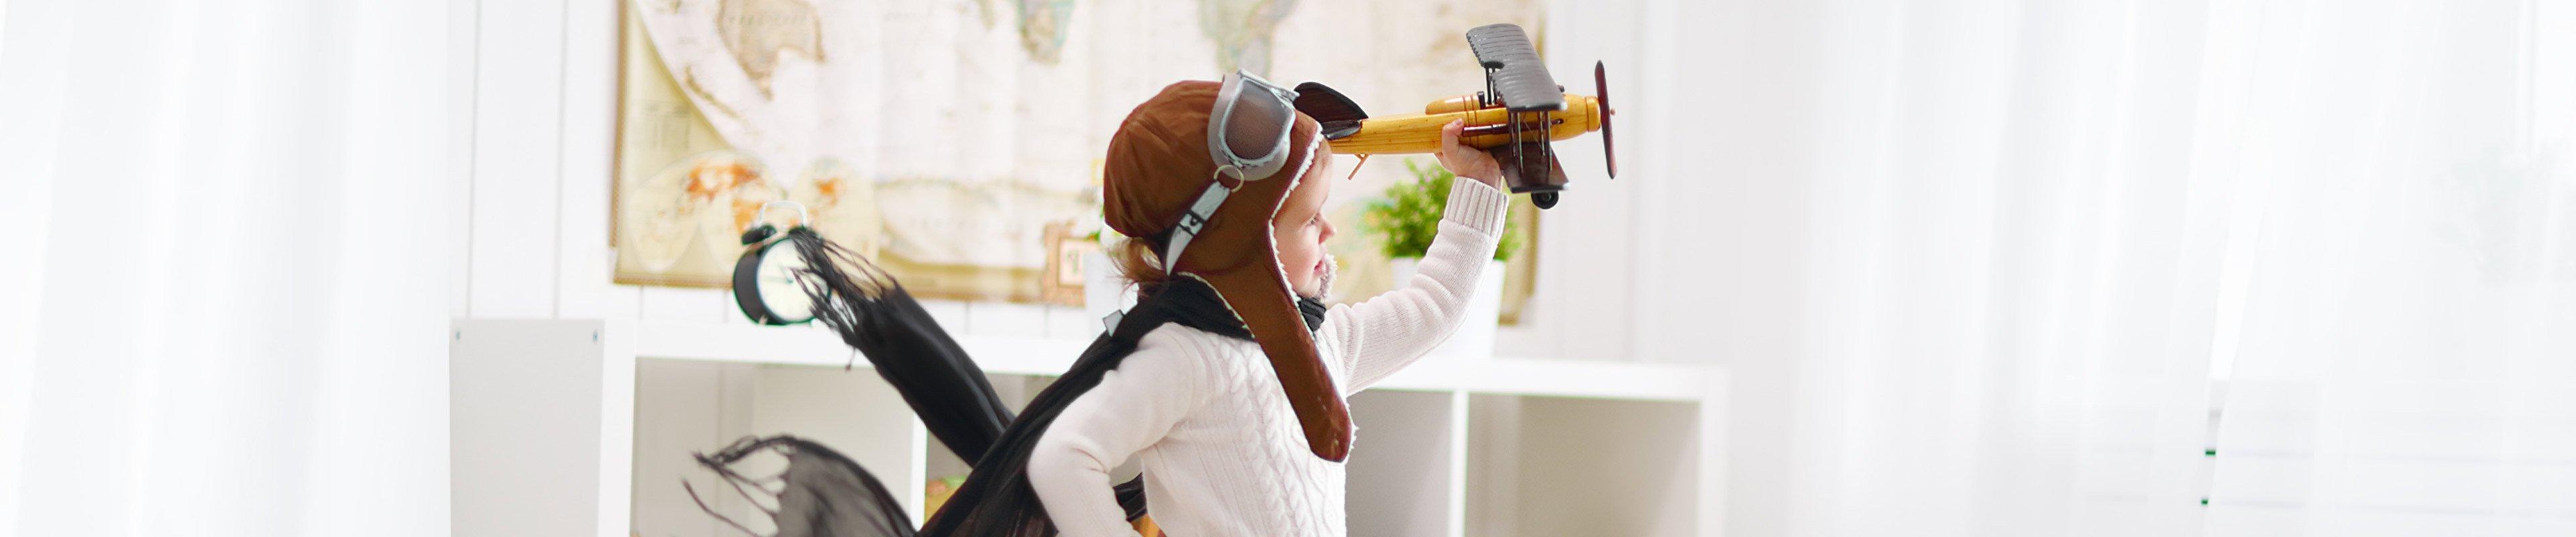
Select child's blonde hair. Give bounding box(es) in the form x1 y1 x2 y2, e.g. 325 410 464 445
1110 236 1171 287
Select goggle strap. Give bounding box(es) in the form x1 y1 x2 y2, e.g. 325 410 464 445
1160 180 1234 273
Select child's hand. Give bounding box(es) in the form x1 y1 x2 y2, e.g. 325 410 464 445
1437 119 1506 189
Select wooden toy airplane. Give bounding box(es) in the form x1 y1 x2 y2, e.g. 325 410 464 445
1293 23 1617 209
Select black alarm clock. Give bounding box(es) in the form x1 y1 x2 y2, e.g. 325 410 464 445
733 201 818 325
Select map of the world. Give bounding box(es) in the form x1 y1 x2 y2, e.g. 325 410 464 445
612 0 1541 301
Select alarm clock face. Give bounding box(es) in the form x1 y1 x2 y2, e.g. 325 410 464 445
751 239 816 324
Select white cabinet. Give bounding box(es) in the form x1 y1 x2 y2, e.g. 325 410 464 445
451 318 1725 536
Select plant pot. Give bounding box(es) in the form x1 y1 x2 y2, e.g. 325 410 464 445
1388 258 1505 361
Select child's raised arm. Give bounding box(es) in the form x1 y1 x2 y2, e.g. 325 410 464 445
1326 121 1512 393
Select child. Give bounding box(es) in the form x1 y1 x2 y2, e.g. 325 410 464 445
1024 73 1511 536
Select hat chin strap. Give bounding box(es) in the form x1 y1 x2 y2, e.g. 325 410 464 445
1159 175 1235 273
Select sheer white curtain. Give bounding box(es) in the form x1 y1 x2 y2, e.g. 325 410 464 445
1774 1 2225 535
2204 0 2576 534
0 1 451 535
1680 0 2576 535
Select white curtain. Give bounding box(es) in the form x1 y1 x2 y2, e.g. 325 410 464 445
0 1 452 536
1676 0 2576 535
2204 0 2576 534
1777 0 2225 534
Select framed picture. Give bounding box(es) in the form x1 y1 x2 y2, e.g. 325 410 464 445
1040 221 1097 306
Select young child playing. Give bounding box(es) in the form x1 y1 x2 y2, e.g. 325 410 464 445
1024 73 1511 536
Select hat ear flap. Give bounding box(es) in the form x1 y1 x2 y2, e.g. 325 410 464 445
1197 268 1352 462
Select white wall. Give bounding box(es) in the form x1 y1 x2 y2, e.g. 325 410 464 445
1611 1 1817 534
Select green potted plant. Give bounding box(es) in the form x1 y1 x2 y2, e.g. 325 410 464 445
1363 158 1521 360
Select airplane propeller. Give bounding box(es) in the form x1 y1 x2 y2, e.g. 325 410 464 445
1597 60 1617 179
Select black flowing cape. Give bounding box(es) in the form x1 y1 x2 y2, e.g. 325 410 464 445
690 228 1322 536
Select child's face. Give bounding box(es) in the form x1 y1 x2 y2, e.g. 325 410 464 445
1272 156 1337 298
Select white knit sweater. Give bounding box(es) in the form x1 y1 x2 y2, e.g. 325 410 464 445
1026 179 1511 537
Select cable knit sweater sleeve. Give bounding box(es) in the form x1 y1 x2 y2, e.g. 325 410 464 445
1329 178 1511 393
1026 332 1213 537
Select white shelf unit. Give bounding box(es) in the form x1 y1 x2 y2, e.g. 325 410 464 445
452 318 1725 537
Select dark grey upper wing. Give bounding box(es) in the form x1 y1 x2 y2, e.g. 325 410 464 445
1465 23 1564 111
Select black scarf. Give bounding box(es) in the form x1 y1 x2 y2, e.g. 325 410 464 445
1145 277 1330 341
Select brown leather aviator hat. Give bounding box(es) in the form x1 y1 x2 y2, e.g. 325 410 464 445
1102 73 1351 462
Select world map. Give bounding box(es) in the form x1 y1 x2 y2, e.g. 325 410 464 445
715 0 822 97
613 0 1542 301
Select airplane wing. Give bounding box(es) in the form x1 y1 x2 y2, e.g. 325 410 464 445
1292 81 1368 140
1465 24 1564 111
